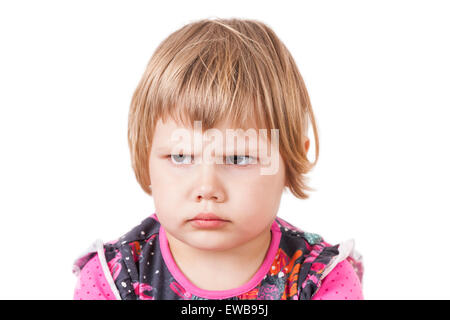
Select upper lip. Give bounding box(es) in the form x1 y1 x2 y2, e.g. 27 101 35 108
190 212 228 221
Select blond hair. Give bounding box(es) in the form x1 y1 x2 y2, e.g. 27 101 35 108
128 18 319 199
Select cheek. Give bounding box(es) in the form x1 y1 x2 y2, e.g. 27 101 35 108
149 155 177 187
231 174 284 214
149 156 182 210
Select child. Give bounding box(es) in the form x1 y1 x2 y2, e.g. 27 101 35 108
72 18 363 300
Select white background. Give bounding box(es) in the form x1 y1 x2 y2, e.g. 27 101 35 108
0 0 449 299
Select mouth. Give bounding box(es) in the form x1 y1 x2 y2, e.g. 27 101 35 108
188 212 229 229
189 212 229 222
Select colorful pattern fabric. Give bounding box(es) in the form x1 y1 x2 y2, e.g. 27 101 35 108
73 213 363 300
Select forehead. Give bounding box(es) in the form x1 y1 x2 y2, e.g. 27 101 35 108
153 117 264 138
152 117 273 152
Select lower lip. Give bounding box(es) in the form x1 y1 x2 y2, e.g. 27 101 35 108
189 219 228 229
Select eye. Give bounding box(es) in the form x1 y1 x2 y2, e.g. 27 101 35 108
170 154 193 165
225 155 254 166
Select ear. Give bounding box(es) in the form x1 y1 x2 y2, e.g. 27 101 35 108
284 138 311 188
304 138 310 154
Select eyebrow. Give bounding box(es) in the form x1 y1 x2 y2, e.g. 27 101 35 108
154 145 259 153
153 144 193 153
154 137 261 153
154 146 172 152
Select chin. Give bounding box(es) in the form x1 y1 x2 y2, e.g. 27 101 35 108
187 236 236 251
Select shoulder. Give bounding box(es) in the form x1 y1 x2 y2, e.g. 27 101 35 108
274 216 364 300
312 258 364 300
73 253 117 300
106 213 161 249
102 213 161 267
275 217 363 274
72 213 160 300
273 217 337 299
275 216 340 260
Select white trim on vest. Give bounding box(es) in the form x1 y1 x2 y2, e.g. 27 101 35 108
94 239 122 300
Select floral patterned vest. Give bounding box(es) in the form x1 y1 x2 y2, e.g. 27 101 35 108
74 213 363 300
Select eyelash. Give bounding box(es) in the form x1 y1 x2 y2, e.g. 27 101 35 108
168 154 256 166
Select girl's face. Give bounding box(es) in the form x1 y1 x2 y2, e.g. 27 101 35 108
149 117 286 251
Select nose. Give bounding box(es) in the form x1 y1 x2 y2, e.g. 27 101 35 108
192 164 225 203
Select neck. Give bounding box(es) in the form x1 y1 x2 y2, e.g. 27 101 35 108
164 226 273 291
